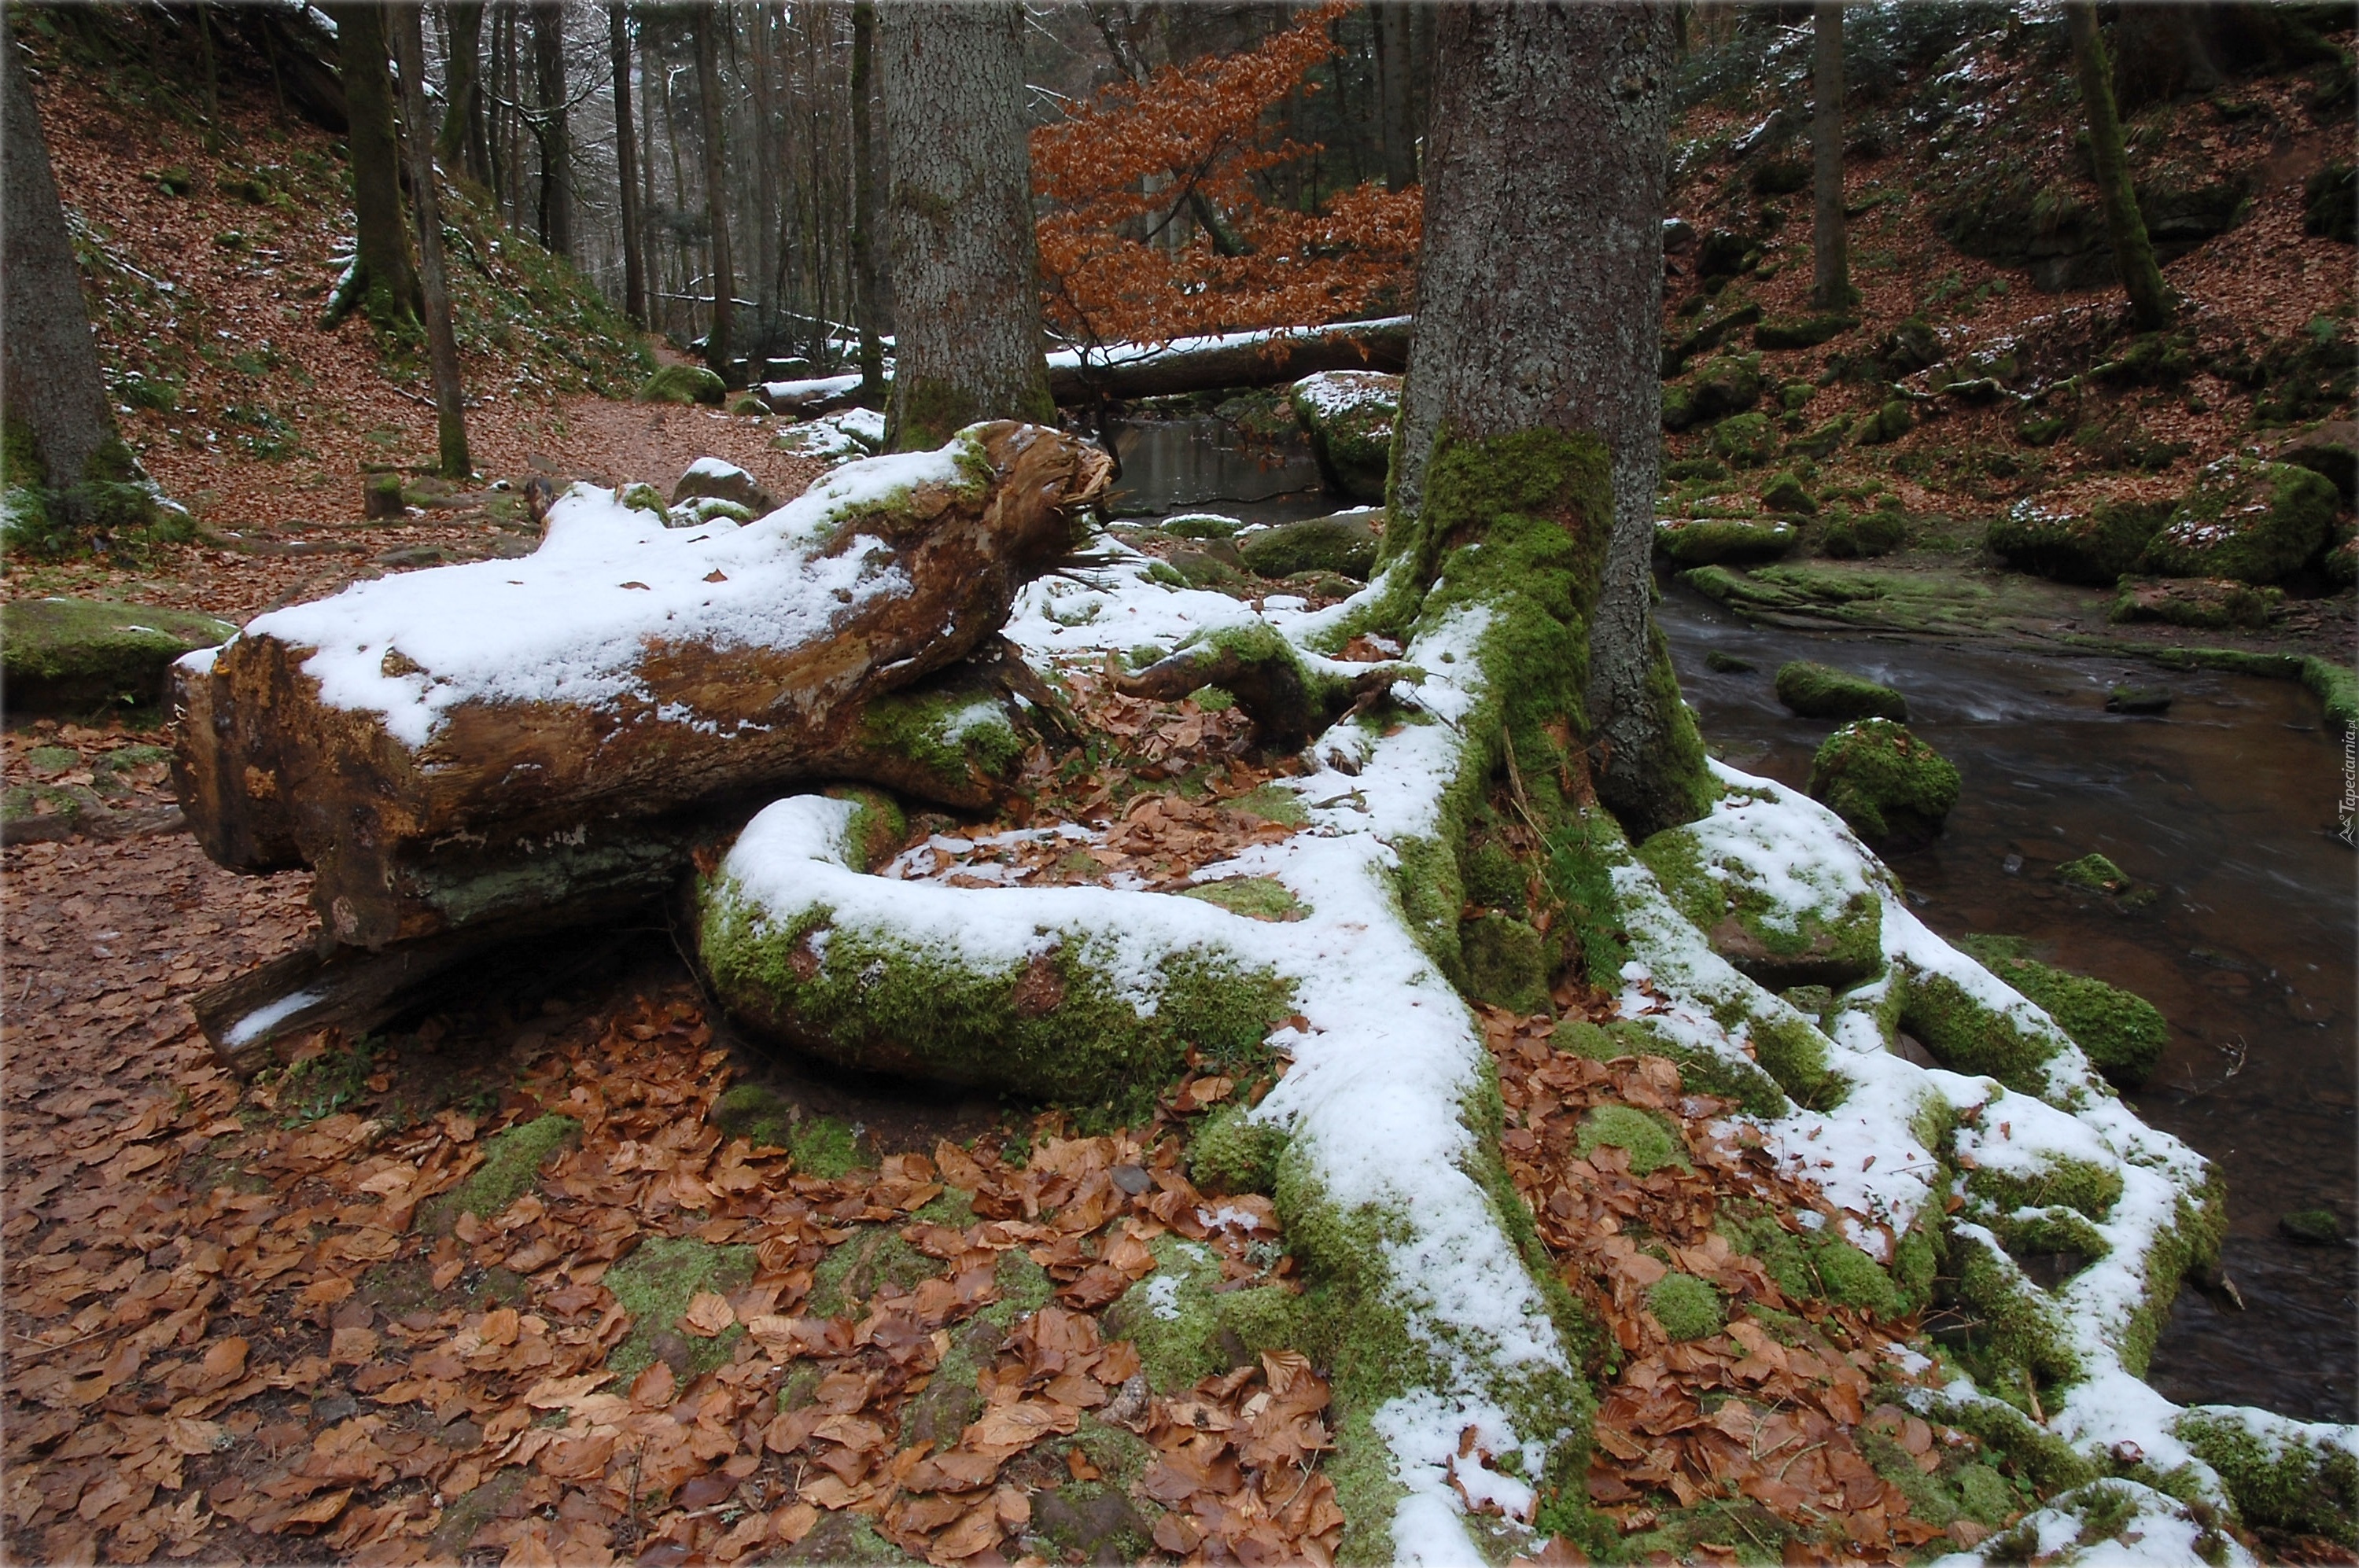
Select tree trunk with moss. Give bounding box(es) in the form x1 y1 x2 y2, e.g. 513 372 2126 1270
2067 1 2172 332
1392 2 1710 841
1811 1 1853 311
696 2 734 382
322 2 417 329
391 4 472 480
1 38 142 528
879 2 1052 450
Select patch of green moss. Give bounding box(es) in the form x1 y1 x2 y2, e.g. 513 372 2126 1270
1899 970 2066 1093
1758 471 1815 514
1104 1234 1299 1394
1461 911 1550 1014
1647 1273 1725 1340
636 364 725 407
617 481 668 520
1576 1104 1690 1176
808 1225 936 1319
1805 718 1959 846
1189 1104 1287 1194
443 1114 578 1221
1237 513 1380 579
855 685 1027 801
1774 660 1908 721
1638 812 1886 988
605 1235 755 1381
2176 1410 2359 1544
1179 876 1307 922
1230 782 1307 826
2057 853 2129 894
1854 398 1915 446
1708 411 1776 467
706 1086 871 1177
2301 654 2359 736
1721 1209 1911 1318
1955 937 2168 1090
1 597 238 716
2136 457 2338 584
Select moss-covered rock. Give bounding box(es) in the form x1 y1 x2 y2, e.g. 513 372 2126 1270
1954 936 2169 1090
617 480 668 521
2177 1408 2359 1545
1236 511 1380 580
1288 371 1399 503
1985 497 2171 584
1775 661 1909 722
1653 516 1795 566
1757 471 1815 514
1789 415 1851 458
1461 911 1550 1014
1189 1103 1288 1194
1753 314 1856 352
2135 456 2338 583
1708 411 1776 468
1638 808 1886 988
1817 509 1906 558
669 458 775 514
1852 399 1915 447
2277 1208 2347 1245
2056 853 2129 894
636 363 727 407
2 597 238 716
1805 718 1959 848
2107 575 2281 630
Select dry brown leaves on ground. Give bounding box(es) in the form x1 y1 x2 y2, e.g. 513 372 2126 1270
1481 1003 2006 1563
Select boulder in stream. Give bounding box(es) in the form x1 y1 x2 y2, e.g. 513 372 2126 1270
1775 660 1909 721
1804 716 1958 849
1654 517 1795 567
1286 370 1399 502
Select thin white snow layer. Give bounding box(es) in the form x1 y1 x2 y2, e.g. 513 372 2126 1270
1289 368 1400 421
775 407 887 466
242 440 978 749
760 372 863 403
680 455 754 484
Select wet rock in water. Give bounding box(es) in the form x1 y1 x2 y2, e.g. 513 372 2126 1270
2057 853 2130 894
1955 934 2170 1090
1804 716 1958 850
2279 1209 2349 1246
1704 648 1757 674
1775 660 1909 721
1 596 238 716
671 456 775 514
1985 497 2171 584
2108 576 2280 631
1287 370 1398 502
636 363 726 406
2106 684 2173 715
1656 517 1795 567
2135 456 2338 584
1235 510 1378 580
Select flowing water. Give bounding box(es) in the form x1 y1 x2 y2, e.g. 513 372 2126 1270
1100 429 2356 1420
1658 587 2357 1423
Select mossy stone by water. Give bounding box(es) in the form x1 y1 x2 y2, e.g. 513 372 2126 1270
1287 371 1399 503
2136 457 2338 584
1805 717 1958 848
1817 508 1906 558
2277 1208 2347 1246
1775 661 1909 722
1653 517 1795 566
1985 498 2170 584
1955 935 2169 1089
2108 576 2280 631
1236 512 1380 580
636 363 727 407
1638 814 1885 990
2057 853 2129 894
2 597 238 717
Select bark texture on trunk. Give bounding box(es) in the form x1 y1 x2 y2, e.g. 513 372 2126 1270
1374 1 1418 192
392 4 472 480
533 0 573 259
1 41 123 500
609 2 647 326
173 424 1109 951
1811 2 1852 311
696 3 735 381
879 2 1052 450
437 2 489 184
851 0 887 409
1394 1 1708 841
2068 2 2172 331
323 2 418 328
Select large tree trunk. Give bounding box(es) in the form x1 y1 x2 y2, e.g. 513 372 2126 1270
850 0 887 409
610 2 647 326
533 0 573 259
696 3 735 382
1811 2 1853 311
1 39 132 515
437 2 489 186
392 4 472 480
1393 2 1709 841
2067 1 2171 331
1373 1 1418 192
322 2 418 328
173 424 1109 952
879 2 1052 450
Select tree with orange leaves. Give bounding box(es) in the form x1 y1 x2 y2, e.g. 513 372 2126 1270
1030 2 1423 352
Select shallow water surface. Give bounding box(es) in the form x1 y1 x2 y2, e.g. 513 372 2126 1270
1660 587 2358 1423
1100 415 1332 525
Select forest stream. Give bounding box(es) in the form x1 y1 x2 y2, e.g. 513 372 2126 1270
1110 419 2358 1426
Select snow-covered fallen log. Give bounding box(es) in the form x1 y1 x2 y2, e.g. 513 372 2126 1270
171 423 1110 959
1045 316 1411 403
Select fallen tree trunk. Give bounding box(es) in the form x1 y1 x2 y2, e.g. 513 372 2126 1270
174 422 1108 952
1045 317 1410 404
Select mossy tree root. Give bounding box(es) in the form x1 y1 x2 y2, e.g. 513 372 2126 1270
1115 623 1408 749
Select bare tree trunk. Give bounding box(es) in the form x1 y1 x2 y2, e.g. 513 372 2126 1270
696 2 735 381
533 0 573 259
1811 2 1852 311
1373 2 1417 191
749 5 780 338
437 2 488 185
391 6 472 479
2067 1 2171 330
850 0 886 406
878 5 1053 449
323 2 418 327
2 35 141 520
1395 2 1709 840
610 2 647 325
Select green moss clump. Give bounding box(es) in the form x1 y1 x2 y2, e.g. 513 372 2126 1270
1986 498 2170 584
444 1114 578 1220
1806 717 1959 847
617 481 667 520
1288 373 1399 504
1653 516 1796 565
2280 1208 2346 1245
636 364 726 407
1 597 238 717
1708 411 1776 468
2057 853 2129 894
1180 876 1307 922
604 1235 756 1380
857 686 1028 801
1954 937 2169 1090
2177 1411 2359 1544
1819 508 1907 558
1189 1104 1287 1195
1966 1156 2125 1223
1899 971 2065 1092
1231 783 1308 826
808 1226 937 1318
707 1086 872 1177
1104 1235 1301 1395
1722 1209 1912 1318
1461 912 1550 1015
1576 1104 1689 1176
1462 838 1527 914
1646 1273 1725 1340
1237 512 1381 580
2136 457 2338 584
2300 654 2358 736
1758 471 1815 514
1775 661 1909 721
1853 399 1915 446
